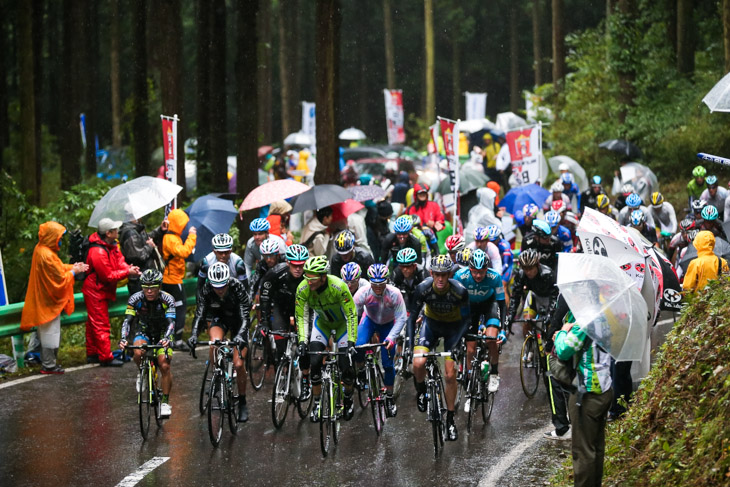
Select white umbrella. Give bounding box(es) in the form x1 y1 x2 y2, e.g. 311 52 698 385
702 71 730 113
284 132 314 146
557 253 649 361
619 162 659 203
338 127 367 141
88 176 182 227
548 155 589 192
455 118 497 134
495 112 527 131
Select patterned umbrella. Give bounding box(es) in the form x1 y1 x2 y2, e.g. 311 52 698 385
347 184 386 202
239 179 310 211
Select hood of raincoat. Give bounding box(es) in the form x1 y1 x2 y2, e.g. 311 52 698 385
269 199 293 215
167 208 189 235
694 230 716 257
476 187 497 212
39 221 66 251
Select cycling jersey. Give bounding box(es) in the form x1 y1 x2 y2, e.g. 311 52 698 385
634 224 658 245
407 277 471 333
647 202 677 234
466 241 503 275
552 225 573 252
191 278 251 338
330 247 375 281
121 290 176 342
295 275 358 345
508 264 558 322
454 267 505 330
580 189 604 214
197 251 248 294
496 238 514 283
259 262 303 325
353 283 407 342
391 264 427 311
520 232 563 271
379 233 423 267
250 258 274 298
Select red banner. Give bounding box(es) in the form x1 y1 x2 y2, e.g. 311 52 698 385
506 125 541 186
384 89 405 145
161 115 178 213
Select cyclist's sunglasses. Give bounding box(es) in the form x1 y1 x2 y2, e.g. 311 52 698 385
141 285 161 289
304 274 324 281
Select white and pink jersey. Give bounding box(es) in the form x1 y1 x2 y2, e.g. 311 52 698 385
353 283 407 342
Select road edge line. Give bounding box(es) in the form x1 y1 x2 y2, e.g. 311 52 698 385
0 364 98 390
479 423 553 486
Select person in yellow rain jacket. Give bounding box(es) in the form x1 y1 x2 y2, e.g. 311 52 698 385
162 209 197 350
683 230 729 293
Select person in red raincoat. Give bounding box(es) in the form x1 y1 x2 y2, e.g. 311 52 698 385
405 183 445 232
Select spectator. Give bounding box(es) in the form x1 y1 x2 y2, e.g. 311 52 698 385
347 206 371 254
683 230 729 293
83 218 141 366
464 187 501 243
366 200 393 259
391 171 411 204
21 222 89 374
300 206 333 256
267 200 294 246
481 132 501 182
161 209 197 351
404 183 445 232
119 217 167 295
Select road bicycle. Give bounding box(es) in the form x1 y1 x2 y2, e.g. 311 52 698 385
463 334 497 432
414 350 450 457
248 318 275 391
392 333 413 402
270 330 312 429
192 340 241 447
126 344 167 440
514 315 549 398
355 342 388 436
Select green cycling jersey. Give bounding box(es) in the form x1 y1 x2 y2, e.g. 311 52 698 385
295 274 358 344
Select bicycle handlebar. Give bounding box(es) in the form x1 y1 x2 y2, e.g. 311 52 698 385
354 342 386 349
465 334 498 341
268 330 298 339
413 351 452 358
125 344 167 350
191 340 242 360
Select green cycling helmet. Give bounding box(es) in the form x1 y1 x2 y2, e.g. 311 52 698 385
692 165 707 178
303 255 329 275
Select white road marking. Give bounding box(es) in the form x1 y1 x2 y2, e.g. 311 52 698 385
655 318 674 327
479 424 553 486
114 457 170 487
0 364 98 390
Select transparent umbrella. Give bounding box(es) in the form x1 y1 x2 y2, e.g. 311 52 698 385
557 253 649 361
702 71 730 113
548 155 589 192
88 176 182 227
495 112 527 131
284 132 314 147
619 162 658 202
338 127 367 141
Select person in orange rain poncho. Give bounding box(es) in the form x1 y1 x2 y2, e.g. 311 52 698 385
21 222 89 374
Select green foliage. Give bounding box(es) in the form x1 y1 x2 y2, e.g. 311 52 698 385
404 113 432 152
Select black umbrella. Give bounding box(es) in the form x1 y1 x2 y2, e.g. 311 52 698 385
599 139 643 160
678 237 730 273
291 184 353 213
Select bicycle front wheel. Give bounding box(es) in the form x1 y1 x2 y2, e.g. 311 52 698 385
272 359 291 429
369 368 382 436
319 382 332 457
482 383 495 423
520 336 540 398
228 372 239 435
207 374 224 447
248 328 268 390
466 367 479 433
138 364 151 440
198 359 211 415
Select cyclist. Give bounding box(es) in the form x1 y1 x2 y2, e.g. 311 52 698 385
687 165 707 207
629 209 658 246
295 256 358 422
507 249 559 341
699 205 727 240
446 234 467 273
614 183 635 212
119 269 175 417
392 247 427 350
243 218 286 281
596 194 619 220
259 244 311 399
518 203 540 236
454 249 506 395
670 218 698 273
353 264 407 417
700 175 728 221
410 255 471 441
485 225 514 303
380 215 423 268
249 238 281 298
580 175 605 214
618 193 655 227
468 227 504 275
341 262 368 299
560 172 581 211
545 210 573 252
521 220 563 272
690 199 707 222
188 262 252 422
646 191 677 238
330 229 375 280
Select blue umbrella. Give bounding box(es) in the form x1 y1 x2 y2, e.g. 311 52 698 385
182 194 239 261
500 183 551 215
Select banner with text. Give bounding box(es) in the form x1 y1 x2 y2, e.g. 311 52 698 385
439 117 460 196
384 89 405 145
506 124 542 186
301 102 316 153
161 114 179 214
465 92 487 121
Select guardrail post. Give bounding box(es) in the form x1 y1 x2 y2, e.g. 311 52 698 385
11 334 25 368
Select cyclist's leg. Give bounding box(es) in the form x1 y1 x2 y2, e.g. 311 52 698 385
308 317 329 400
132 335 148 367
355 315 377 372
466 302 487 372
335 327 355 394
271 307 288 362
413 318 435 384
442 328 462 412
523 291 537 337
375 321 396 389
228 318 248 396
208 319 225 368
484 300 501 373
156 347 173 396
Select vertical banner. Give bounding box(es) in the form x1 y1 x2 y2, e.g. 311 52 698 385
439 117 460 233
383 89 405 145
301 102 316 153
506 122 542 186
0 249 8 307
161 114 179 215
464 92 487 121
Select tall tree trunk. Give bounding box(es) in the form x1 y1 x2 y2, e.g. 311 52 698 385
237 0 259 237
83 0 98 176
676 0 695 76
383 0 396 89
110 0 122 148
278 0 292 138
290 0 301 129
0 3 7 175
196 0 211 190
257 0 273 144
510 2 520 112
452 43 461 119
19 0 39 203
532 0 543 87
131 0 149 177
616 0 635 125
60 0 82 189
158 0 186 200
46 0 60 138
724 0 730 73
424 0 435 123
551 0 565 92
209 0 227 192
314 0 341 185
32 0 42 193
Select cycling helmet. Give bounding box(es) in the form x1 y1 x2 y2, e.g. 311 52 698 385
469 249 489 270
596 194 610 209
532 220 551 237
212 233 234 251
625 193 642 209
259 238 280 255
303 255 329 275
340 262 362 282
551 199 567 214
692 165 707 178
208 262 231 288
367 263 389 283
545 210 561 228
706 175 718 186
474 227 489 242
701 205 719 221
485 224 501 242
523 203 539 218
550 181 563 193
445 234 466 252
334 230 356 254
691 199 707 213
679 218 694 232
561 173 574 185
140 269 163 286
591 175 602 185
396 247 418 265
393 215 413 233
630 209 646 226
285 244 309 264
650 192 664 207
249 218 271 232
518 248 540 268
430 254 454 273
409 214 422 227
455 248 472 266
620 183 635 196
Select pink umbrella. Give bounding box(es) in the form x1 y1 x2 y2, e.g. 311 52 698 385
239 179 311 211
331 199 365 222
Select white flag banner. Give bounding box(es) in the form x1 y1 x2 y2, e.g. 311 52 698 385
301 102 316 152
465 92 487 121
383 89 405 144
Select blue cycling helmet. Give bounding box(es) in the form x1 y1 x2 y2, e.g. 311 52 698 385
702 205 719 221
485 224 501 242
561 173 574 184
523 203 539 218
533 220 551 237
393 215 413 233
630 209 646 226
706 175 718 186
285 244 309 264
250 218 271 232
591 175 602 185
545 210 561 228
367 263 390 283
396 247 418 265
340 262 362 282
469 248 489 270
474 227 489 241
626 193 642 209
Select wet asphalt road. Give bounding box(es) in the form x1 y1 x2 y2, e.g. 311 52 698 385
1 309 677 487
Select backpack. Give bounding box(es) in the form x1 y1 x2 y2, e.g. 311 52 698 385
68 229 107 281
